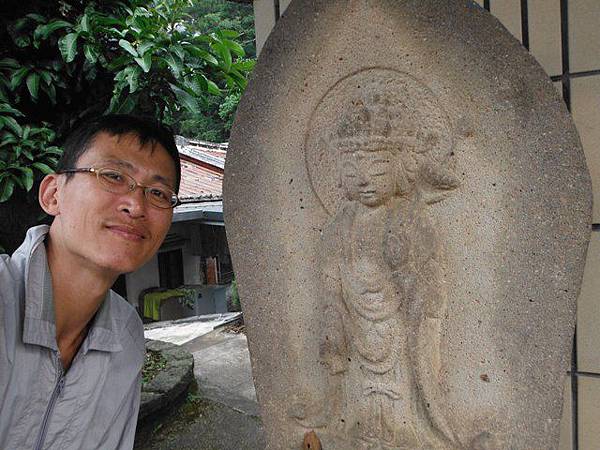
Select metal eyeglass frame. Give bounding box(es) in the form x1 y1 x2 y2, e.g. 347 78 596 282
56 167 180 209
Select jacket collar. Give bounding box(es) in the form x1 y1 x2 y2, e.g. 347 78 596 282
20 225 123 353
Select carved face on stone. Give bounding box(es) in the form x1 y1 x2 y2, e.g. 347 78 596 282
340 149 397 207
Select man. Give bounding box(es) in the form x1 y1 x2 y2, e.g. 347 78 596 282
0 114 181 449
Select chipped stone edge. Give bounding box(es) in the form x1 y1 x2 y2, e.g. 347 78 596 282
138 339 195 422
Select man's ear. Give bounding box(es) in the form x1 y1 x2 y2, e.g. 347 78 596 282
39 173 61 216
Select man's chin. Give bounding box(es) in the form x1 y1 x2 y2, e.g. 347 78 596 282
100 253 147 276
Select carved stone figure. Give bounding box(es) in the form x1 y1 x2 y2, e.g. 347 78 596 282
224 1 592 449
294 70 497 449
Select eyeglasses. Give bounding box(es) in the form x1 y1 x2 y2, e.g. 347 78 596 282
57 167 179 209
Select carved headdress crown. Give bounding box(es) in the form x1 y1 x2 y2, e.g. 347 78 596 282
332 92 417 153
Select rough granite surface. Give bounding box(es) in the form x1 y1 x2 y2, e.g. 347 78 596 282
224 1 592 449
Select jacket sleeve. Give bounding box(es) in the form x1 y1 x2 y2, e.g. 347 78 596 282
114 372 142 450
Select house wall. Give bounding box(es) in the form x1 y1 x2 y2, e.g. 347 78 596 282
125 221 229 316
125 255 159 309
252 1 600 448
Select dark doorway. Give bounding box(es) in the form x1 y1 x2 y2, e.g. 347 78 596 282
158 248 184 289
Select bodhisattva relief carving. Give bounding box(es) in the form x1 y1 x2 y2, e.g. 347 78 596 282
293 69 500 450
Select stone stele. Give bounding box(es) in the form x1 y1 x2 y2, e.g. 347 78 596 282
223 1 592 449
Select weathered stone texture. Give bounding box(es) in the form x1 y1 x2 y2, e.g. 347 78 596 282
224 1 592 449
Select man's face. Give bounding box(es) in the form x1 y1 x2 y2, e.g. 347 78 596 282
49 132 176 276
340 150 396 207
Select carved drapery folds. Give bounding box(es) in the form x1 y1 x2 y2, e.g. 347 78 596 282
297 69 496 449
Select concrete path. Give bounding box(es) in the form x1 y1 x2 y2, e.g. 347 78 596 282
136 315 265 449
144 313 242 346
183 329 260 416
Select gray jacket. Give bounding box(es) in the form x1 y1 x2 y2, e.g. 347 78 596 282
0 225 145 449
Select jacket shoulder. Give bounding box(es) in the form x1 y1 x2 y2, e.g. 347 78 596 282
109 292 145 354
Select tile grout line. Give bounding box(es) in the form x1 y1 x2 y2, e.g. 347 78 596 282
520 0 530 50
559 0 577 448
560 0 571 110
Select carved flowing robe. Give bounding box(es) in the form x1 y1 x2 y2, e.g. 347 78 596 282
320 196 458 450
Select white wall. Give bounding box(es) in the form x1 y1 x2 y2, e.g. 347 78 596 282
125 255 160 308
183 245 204 285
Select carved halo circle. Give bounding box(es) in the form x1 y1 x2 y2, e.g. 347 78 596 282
304 67 456 216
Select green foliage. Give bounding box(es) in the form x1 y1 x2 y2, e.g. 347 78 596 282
0 97 61 202
0 0 255 205
230 278 240 311
142 348 168 385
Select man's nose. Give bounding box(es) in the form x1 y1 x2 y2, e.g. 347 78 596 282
119 186 147 217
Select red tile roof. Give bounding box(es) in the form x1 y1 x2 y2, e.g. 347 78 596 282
176 138 225 200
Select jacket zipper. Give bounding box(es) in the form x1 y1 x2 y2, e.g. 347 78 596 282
33 352 65 450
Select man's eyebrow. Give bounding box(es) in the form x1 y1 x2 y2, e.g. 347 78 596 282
100 159 174 188
102 159 134 170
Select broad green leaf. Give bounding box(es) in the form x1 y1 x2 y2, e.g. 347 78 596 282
137 41 154 56
26 13 47 23
170 83 199 114
134 53 152 73
84 44 100 64
206 77 221 95
0 104 23 116
212 42 232 72
126 67 140 93
108 27 127 38
184 46 218 66
21 125 30 140
189 75 207 95
119 39 138 57
34 20 72 44
171 45 185 61
39 70 52 86
219 29 240 39
17 167 33 191
223 39 245 57
106 54 131 71
0 116 22 136
46 157 59 167
228 69 248 90
0 58 20 70
10 173 25 190
26 72 40 101
58 33 79 63
21 149 33 160
10 67 29 91
162 54 183 78
80 14 90 33
134 7 151 17
0 133 18 147
232 59 256 72
0 178 14 202
114 68 128 82
31 162 54 174
96 16 124 28
43 146 63 156
223 74 235 90
106 96 136 114
13 35 31 49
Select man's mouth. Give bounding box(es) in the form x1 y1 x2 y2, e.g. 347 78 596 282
106 225 147 241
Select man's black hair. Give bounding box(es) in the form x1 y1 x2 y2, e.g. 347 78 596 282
57 114 181 193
